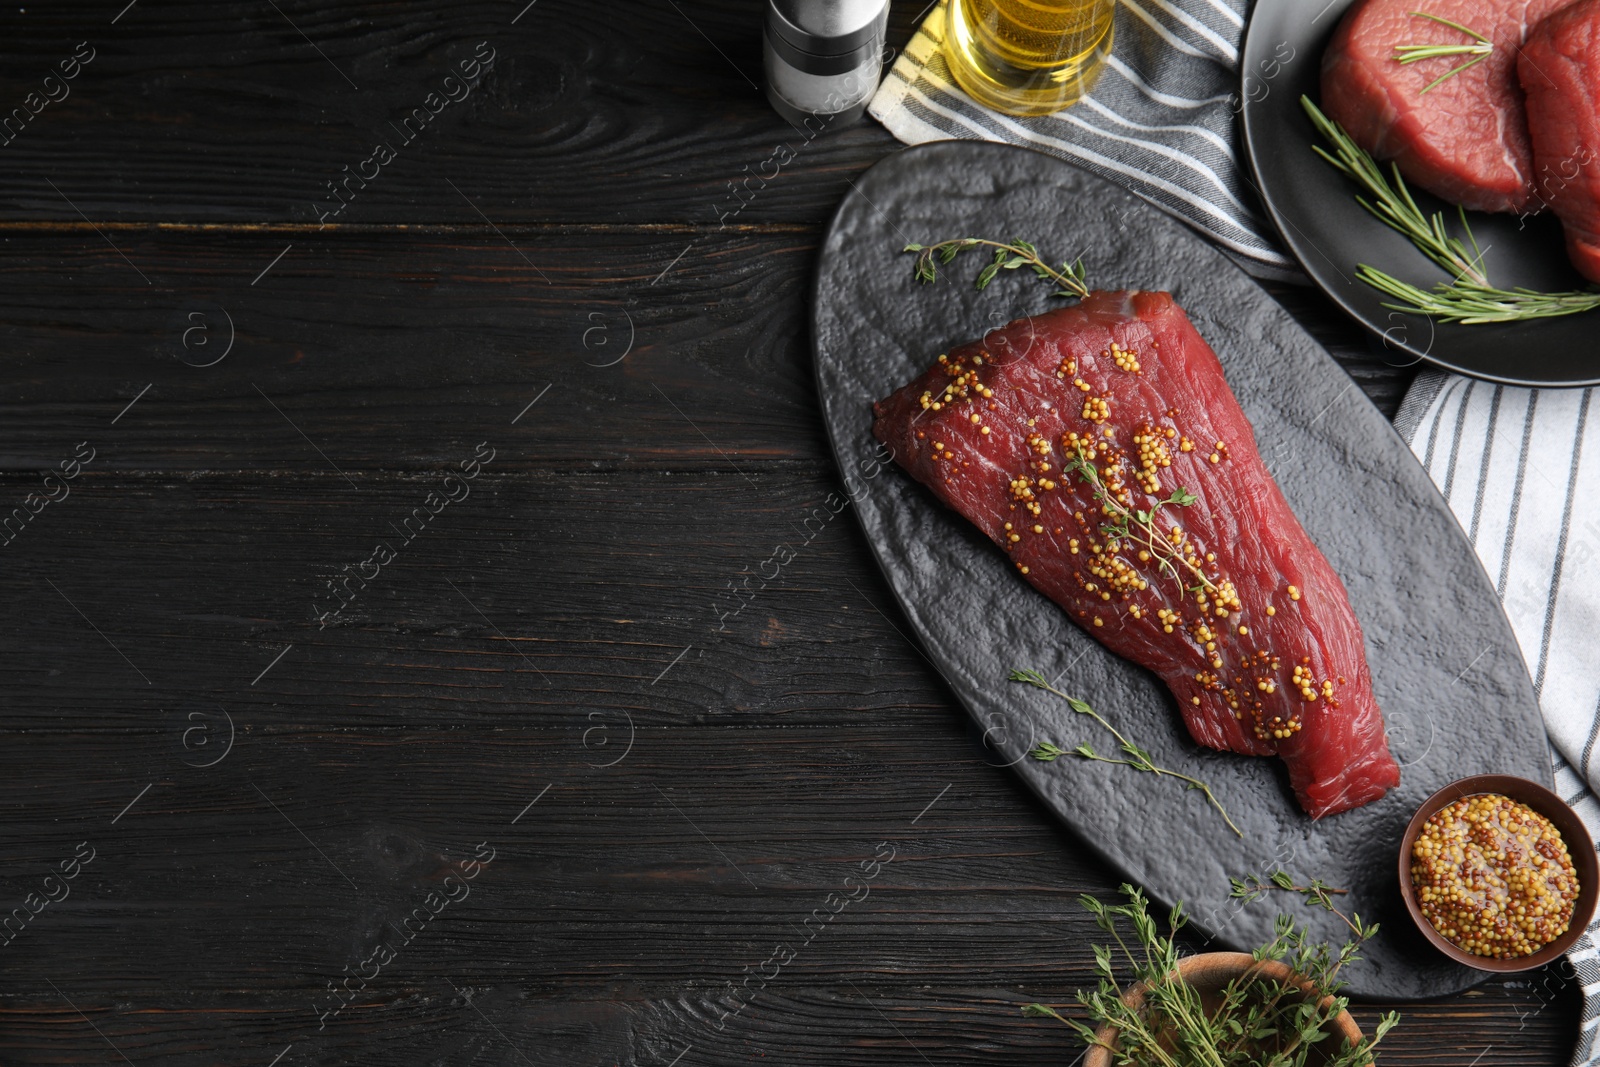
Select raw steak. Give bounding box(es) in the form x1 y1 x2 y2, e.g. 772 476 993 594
1520 0 1600 281
872 291 1400 818
1321 0 1571 213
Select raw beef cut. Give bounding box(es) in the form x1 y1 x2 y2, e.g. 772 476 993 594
872 291 1400 818
1321 0 1571 213
1520 0 1600 281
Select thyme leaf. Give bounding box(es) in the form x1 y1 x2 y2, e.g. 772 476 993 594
904 237 1091 300
1023 884 1400 1067
1061 440 1215 595
1011 669 1241 837
1230 869 1369 940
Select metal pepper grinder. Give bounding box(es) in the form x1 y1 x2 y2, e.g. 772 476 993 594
764 0 890 130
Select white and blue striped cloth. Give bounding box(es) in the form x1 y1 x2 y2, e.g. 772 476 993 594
1397 375 1600 1061
869 2 1600 1057
868 0 1297 277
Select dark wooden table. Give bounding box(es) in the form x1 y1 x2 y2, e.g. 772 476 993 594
0 2 1577 1063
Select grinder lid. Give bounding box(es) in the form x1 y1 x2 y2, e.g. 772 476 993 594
767 0 887 56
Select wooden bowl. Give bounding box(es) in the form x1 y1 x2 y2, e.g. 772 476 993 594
1397 774 1597 972
1084 951 1366 1067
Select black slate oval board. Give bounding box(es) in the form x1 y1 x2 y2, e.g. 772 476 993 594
1242 0 1600 387
812 140 1551 1000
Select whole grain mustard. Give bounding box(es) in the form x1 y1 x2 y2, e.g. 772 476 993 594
1411 794 1578 959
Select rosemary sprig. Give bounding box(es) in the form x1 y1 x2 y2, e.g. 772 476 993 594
1352 267 1600 322
1012 669 1242 837
1394 12 1493 94
1303 96 1488 285
1060 440 1216 595
1025 885 1401 1067
1302 96 1600 323
904 237 1091 300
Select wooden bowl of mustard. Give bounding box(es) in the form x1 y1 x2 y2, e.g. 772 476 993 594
1398 774 1597 972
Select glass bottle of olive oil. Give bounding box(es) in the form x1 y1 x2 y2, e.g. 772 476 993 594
944 0 1115 116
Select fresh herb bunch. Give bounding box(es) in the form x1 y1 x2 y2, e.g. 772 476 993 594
1025 884 1400 1067
904 237 1091 299
1302 96 1600 324
1010 670 1241 836
1061 440 1215 595
1392 12 1493 94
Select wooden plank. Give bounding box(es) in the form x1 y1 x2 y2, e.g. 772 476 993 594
0 722 1169 992
0 984 1574 1065
0 469 947 728
0 721 1578 1063
0 232 1401 473
0 228 828 470
0 0 920 228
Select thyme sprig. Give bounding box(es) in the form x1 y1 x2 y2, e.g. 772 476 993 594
1230 870 1363 939
1024 885 1400 1067
904 237 1091 300
1394 12 1493 94
1011 669 1241 837
1061 440 1216 595
1302 96 1600 323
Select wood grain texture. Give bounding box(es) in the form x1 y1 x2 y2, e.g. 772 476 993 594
0 469 944 728
0 721 1580 1064
0 0 924 228
0 986 1575 1066
0 233 1406 475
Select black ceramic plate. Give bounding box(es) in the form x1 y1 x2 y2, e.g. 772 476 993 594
1242 0 1600 386
814 140 1550 999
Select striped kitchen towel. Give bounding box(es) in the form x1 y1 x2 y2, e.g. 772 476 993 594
1396 374 1600 1062
867 0 1298 277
